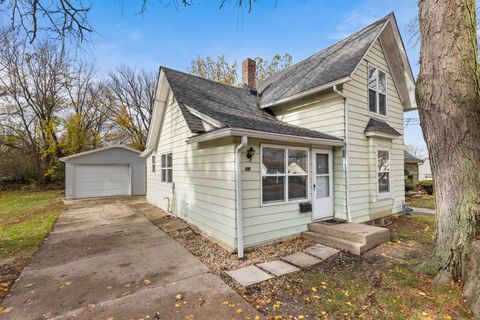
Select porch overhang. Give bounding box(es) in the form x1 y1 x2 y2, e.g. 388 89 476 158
186 128 344 146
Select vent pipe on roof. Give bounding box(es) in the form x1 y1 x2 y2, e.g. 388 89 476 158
242 58 257 94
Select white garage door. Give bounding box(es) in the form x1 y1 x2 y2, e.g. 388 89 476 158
75 164 130 198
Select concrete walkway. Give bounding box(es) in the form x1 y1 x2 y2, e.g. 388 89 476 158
1 197 257 320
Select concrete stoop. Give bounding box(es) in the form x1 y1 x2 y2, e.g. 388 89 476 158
302 222 390 255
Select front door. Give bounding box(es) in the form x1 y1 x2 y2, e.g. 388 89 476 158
312 149 334 220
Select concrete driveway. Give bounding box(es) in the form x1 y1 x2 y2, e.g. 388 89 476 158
1 197 257 320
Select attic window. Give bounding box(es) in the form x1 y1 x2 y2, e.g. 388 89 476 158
368 64 387 116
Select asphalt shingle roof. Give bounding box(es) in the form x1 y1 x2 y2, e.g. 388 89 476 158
257 14 391 106
364 117 401 137
162 67 341 141
404 150 423 163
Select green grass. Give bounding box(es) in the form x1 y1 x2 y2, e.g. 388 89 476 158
408 198 436 209
0 190 64 259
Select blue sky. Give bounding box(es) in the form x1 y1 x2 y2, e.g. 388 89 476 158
85 0 424 149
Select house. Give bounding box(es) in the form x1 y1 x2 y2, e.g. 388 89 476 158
60 145 146 199
404 150 423 186
141 13 416 256
419 157 432 180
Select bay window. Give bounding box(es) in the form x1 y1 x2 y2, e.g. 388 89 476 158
368 64 387 116
377 149 390 194
261 146 309 204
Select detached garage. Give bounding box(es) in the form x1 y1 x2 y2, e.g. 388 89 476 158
60 145 145 199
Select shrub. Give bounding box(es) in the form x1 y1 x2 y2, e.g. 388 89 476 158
417 180 434 195
405 181 415 192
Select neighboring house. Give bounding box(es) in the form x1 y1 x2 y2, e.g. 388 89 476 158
141 13 416 255
419 158 433 180
60 145 146 199
404 150 423 186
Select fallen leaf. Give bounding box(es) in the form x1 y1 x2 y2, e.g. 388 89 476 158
235 308 242 314
143 279 151 285
311 287 317 292
175 303 182 308
175 294 183 300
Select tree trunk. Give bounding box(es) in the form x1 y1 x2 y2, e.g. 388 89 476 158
417 0 480 316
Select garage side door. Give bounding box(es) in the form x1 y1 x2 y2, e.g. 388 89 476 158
75 164 130 198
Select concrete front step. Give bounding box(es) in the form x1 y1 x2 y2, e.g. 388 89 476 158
302 231 365 255
307 222 390 245
303 222 390 255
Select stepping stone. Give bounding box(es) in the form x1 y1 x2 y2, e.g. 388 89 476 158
226 265 273 287
303 244 340 260
282 252 321 268
257 260 300 276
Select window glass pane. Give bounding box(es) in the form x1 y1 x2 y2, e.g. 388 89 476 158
316 154 329 174
316 176 330 198
378 172 390 192
262 148 285 175
378 151 390 171
369 89 377 112
288 149 307 175
368 65 377 89
378 71 386 94
167 153 172 167
288 176 307 200
161 169 166 182
167 169 172 183
152 156 156 172
379 94 386 115
262 176 285 203
161 154 166 168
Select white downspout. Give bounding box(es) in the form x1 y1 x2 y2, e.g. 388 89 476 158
235 136 248 259
333 85 352 222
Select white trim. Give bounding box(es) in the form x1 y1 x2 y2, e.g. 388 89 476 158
260 144 310 206
184 105 224 128
59 144 141 162
186 128 344 146
365 130 400 140
376 148 392 198
260 77 351 108
311 148 334 220
235 136 248 259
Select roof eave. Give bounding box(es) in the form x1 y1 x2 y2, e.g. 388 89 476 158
365 130 401 140
186 128 344 146
259 77 351 109
60 144 141 162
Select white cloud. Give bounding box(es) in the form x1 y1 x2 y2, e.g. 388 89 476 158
129 30 142 41
328 8 383 40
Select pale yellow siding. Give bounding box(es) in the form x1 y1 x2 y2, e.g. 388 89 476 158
343 39 405 222
275 93 347 219
146 92 237 249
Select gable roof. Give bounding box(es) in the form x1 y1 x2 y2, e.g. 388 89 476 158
59 144 141 162
364 117 401 137
258 14 390 107
162 67 342 141
404 150 423 163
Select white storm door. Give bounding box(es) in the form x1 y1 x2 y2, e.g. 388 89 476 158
312 150 334 220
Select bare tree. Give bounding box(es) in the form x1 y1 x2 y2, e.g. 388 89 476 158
405 144 427 159
107 66 157 150
417 0 480 316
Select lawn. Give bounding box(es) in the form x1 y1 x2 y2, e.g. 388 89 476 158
236 214 472 319
407 194 436 209
0 189 64 301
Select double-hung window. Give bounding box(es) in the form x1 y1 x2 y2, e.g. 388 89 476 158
161 153 173 183
261 146 308 204
152 155 156 173
368 64 387 116
377 150 390 194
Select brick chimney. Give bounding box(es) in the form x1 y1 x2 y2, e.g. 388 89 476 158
242 58 256 93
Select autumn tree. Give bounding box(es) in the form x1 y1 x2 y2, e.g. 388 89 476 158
107 66 157 150
416 0 480 316
190 54 293 86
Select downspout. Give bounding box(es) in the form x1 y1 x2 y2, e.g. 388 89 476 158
235 136 248 259
333 85 352 222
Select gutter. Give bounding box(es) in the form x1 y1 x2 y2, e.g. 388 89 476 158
333 85 352 222
260 77 351 109
235 136 248 259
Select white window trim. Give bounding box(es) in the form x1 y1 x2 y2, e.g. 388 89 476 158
376 148 392 199
160 152 173 184
260 144 310 206
367 62 388 117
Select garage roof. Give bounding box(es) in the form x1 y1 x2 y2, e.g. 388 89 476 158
59 145 141 162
